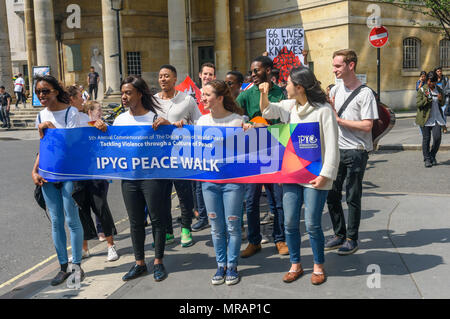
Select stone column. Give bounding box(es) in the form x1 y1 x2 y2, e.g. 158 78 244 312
230 0 246 74
24 0 37 93
168 0 189 83
101 0 122 97
214 0 232 80
33 0 58 77
0 0 14 94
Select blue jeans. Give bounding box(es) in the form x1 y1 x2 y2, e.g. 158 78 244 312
283 184 328 265
202 182 243 268
42 181 84 265
193 181 207 223
245 184 285 245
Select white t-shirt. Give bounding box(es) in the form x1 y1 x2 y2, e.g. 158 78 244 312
196 112 244 127
113 110 157 126
78 112 91 127
425 88 445 127
154 91 201 124
14 77 25 93
35 106 80 128
330 83 378 151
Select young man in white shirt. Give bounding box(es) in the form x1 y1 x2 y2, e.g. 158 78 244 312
14 73 26 109
325 49 378 255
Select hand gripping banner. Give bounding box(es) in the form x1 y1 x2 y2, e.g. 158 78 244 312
39 123 322 183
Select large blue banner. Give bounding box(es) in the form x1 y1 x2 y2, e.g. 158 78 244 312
39 123 322 183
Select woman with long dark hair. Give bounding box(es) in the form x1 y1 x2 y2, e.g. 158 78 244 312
111 75 172 282
31 75 85 286
260 67 340 285
196 80 249 286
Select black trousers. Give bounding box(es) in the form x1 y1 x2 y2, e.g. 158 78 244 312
326 149 369 241
420 125 442 161
121 179 171 261
165 179 194 232
88 84 98 100
0 106 10 127
77 180 117 240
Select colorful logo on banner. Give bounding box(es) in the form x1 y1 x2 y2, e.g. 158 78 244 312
38 123 322 184
175 76 209 115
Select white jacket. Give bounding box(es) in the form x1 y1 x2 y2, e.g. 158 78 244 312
262 99 340 190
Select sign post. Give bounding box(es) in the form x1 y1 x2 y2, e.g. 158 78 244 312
369 26 388 102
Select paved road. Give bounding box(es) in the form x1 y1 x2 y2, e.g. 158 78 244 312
0 120 449 300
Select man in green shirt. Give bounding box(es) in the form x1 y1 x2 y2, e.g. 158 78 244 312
236 56 289 258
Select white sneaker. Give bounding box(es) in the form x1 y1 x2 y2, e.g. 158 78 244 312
68 250 90 263
107 245 119 262
261 233 270 244
98 232 106 242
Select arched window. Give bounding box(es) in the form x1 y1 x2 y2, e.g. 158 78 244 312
403 38 420 69
439 39 450 69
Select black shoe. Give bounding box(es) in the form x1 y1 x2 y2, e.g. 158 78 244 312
431 158 437 166
424 159 432 168
122 264 148 281
324 235 345 251
337 239 359 255
51 271 70 286
191 220 210 232
153 264 168 282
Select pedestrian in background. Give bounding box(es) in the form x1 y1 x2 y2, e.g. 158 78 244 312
416 71 427 91
260 66 339 285
14 73 26 109
434 66 449 133
0 86 12 129
416 71 445 167
87 66 100 101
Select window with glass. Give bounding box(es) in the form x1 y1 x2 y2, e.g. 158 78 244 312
403 38 420 69
439 39 450 69
127 52 142 77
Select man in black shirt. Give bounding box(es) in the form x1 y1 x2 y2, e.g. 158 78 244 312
0 86 12 128
87 66 100 100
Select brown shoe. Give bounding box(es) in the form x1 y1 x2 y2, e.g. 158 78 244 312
311 271 326 285
240 243 261 258
283 268 304 283
275 241 289 255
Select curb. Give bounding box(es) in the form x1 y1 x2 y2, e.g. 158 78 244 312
378 144 450 151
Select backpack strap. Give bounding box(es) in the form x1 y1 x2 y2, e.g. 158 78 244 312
65 107 71 126
337 84 366 118
38 113 42 124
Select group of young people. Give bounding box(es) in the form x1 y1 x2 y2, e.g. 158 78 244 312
31 48 379 289
415 67 449 167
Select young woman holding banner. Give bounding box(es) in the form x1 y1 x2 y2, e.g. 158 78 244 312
196 80 254 286
260 67 340 285
110 75 173 282
31 75 85 286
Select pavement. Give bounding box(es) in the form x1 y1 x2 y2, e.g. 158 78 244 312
1 112 449 302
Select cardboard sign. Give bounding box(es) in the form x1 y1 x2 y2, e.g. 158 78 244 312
266 28 305 82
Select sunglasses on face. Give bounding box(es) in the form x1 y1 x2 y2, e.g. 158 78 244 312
35 89 54 96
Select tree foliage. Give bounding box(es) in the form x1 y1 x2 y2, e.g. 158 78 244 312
379 0 449 39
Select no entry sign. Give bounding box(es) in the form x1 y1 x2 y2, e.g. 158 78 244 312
369 26 388 48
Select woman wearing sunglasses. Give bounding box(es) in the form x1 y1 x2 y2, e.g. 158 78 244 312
31 75 85 286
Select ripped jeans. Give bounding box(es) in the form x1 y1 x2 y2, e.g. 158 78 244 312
201 182 244 269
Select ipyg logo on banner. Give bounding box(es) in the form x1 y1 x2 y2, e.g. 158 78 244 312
298 135 318 149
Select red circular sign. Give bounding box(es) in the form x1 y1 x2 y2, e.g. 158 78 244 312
369 26 388 48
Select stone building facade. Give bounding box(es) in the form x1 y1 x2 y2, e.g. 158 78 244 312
1 0 449 108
